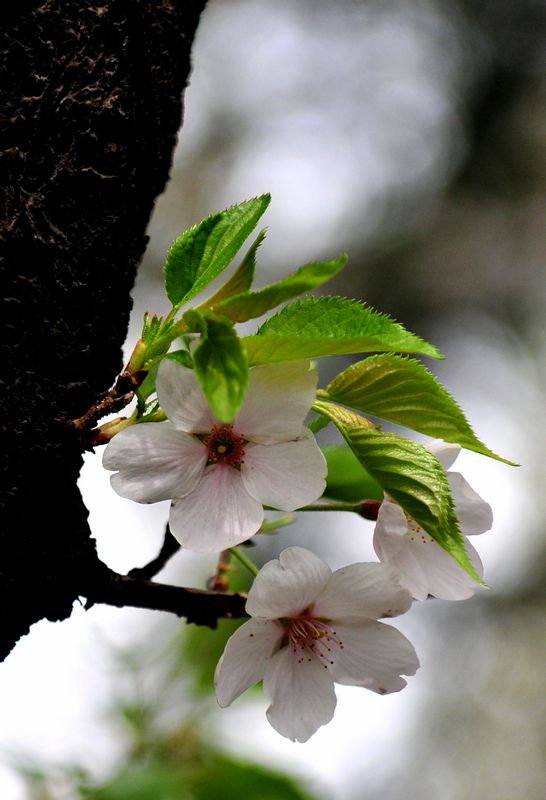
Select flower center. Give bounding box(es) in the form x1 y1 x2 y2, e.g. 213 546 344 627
285 610 344 668
405 520 435 545
205 424 246 466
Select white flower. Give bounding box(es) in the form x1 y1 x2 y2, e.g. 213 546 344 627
215 546 419 742
373 440 493 601
103 360 326 553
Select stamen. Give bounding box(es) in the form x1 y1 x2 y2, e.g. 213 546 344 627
405 518 435 545
286 613 344 668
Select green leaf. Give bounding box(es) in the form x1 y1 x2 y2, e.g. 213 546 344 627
165 349 194 370
307 413 331 434
243 296 442 365
164 195 271 307
211 254 348 323
201 229 266 308
312 398 376 431
313 402 481 581
184 310 248 423
323 444 383 502
324 354 515 464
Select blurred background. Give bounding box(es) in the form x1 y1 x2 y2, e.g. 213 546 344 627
1 0 545 797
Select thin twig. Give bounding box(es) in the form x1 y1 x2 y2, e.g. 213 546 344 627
72 371 136 433
128 525 181 580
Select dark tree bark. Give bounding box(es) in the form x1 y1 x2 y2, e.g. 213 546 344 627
0 1 246 663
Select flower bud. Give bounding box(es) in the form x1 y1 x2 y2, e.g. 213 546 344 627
359 499 382 520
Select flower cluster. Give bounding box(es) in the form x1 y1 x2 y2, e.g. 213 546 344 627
88 194 508 747
103 358 494 742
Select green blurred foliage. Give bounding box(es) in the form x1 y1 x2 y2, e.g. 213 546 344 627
178 617 248 698
323 444 383 502
80 753 315 800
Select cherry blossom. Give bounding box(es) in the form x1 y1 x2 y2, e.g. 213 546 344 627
102 359 326 552
373 440 493 601
215 547 419 742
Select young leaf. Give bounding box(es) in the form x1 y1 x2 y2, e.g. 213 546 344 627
141 311 163 344
242 296 442 365
210 254 348 323
200 229 266 309
165 195 271 307
184 309 248 423
324 354 515 464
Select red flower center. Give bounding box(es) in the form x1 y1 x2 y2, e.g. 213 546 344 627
205 424 246 466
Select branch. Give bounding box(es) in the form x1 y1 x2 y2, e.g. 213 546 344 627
82 567 248 629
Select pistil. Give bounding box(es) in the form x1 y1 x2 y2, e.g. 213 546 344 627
205 424 246 466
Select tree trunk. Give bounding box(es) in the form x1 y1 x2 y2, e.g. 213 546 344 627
0 1 222 661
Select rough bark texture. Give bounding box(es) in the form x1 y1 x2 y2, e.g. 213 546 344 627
0 1 220 661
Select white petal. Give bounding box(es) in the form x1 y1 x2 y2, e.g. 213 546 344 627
156 359 216 433
373 505 431 599
246 547 331 619
215 618 284 707
329 617 419 694
384 531 483 601
103 421 207 503
373 500 408 561
235 361 318 444
449 472 493 535
385 543 430 601
168 464 264 552
426 439 461 470
263 646 337 742
241 434 326 510
373 501 408 560
402 534 483 601
313 562 413 620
